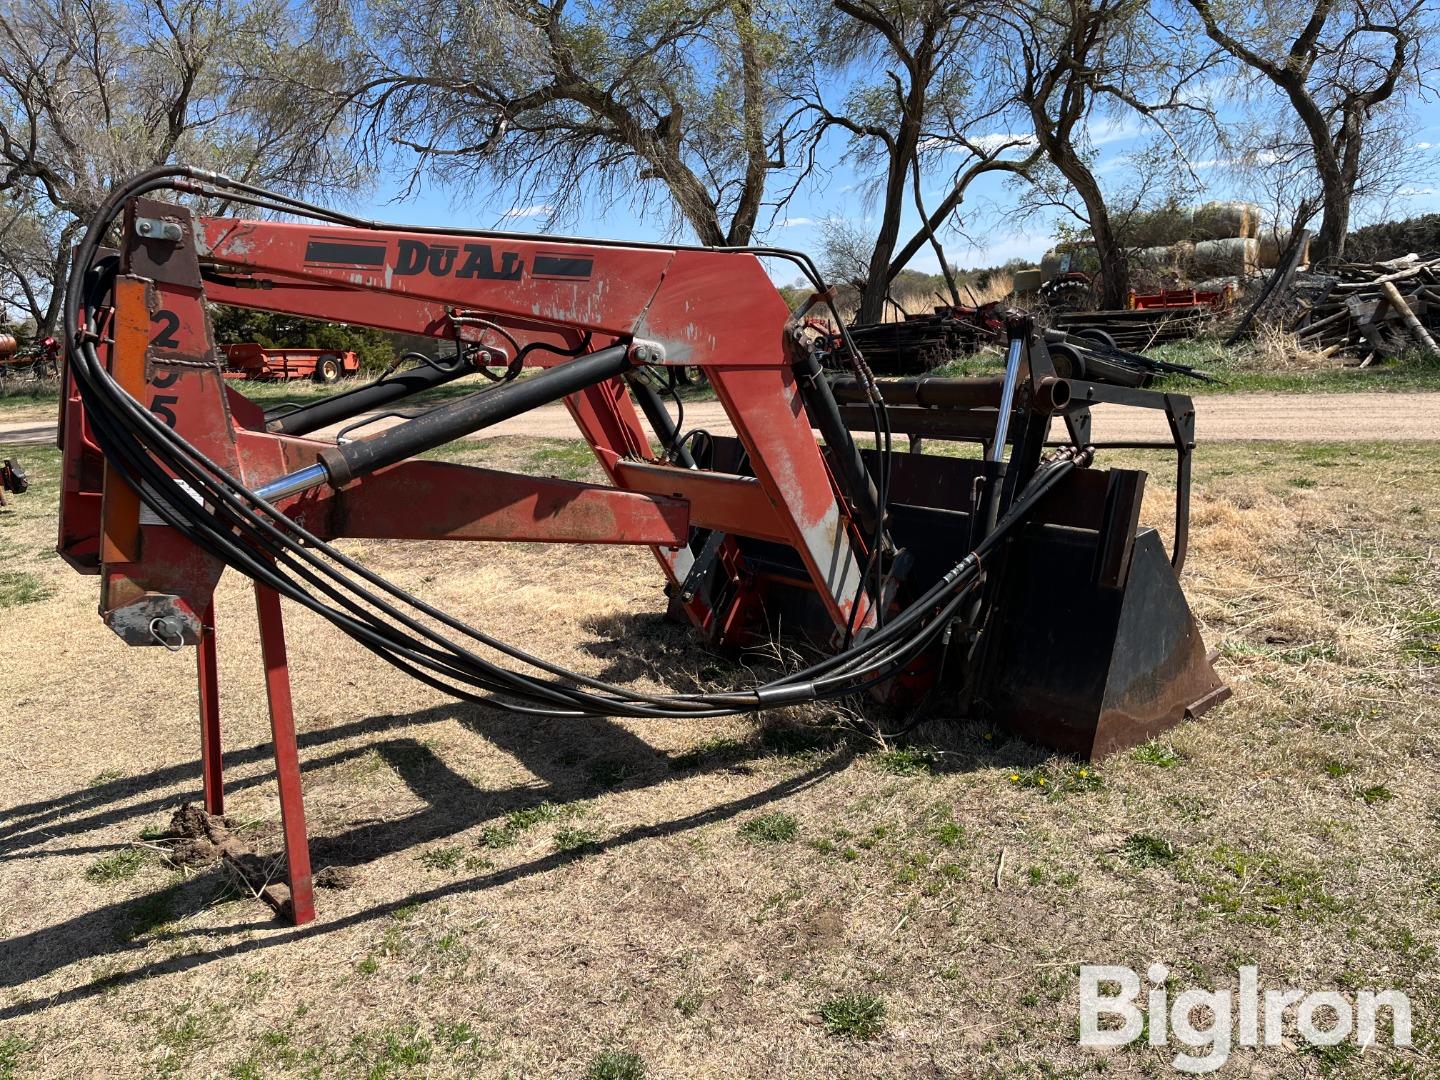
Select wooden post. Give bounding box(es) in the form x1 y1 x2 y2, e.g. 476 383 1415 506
1380 281 1440 357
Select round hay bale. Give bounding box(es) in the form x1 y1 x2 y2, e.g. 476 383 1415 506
1136 245 1176 268
1256 231 1311 269
1192 237 1258 277
1193 201 1261 240
1039 249 1065 282
1135 240 1194 269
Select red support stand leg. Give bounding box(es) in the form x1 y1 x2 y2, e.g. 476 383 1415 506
253 582 316 925
197 598 224 816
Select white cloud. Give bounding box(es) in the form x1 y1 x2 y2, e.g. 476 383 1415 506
502 204 554 219
778 216 813 228
1415 141 1434 150
1397 186 1436 197
1086 116 1144 146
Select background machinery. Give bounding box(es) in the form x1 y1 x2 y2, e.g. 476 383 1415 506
222 343 360 383
59 167 1227 924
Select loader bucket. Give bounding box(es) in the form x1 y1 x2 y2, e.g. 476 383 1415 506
972 526 1229 760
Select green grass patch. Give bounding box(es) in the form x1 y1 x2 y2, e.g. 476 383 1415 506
528 440 599 480
121 887 179 941
819 991 886 1040
1132 740 1181 768
1123 833 1179 868
585 1049 645 1080
417 845 465 871
1186 845 1344 925
586 758 634 788
553 826 599 853
0 1036 28 1080
85 847 145 883
1006 762 1102 798
477 800 581 848
873 746 940 775
0 569 51 608
1400 608 1440 663
348 1024 433 1077
1360 785 1395 805
739 811 799 843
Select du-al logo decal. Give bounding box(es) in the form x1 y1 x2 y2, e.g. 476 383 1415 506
302 237 594 283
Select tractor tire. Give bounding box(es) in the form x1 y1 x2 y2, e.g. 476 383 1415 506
1075 328 1117 352
1039 277 1093 313
314 355 342 385
1046 342 1088 381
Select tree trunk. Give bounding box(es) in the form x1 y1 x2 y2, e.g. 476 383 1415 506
724 0 767 246
1312 181 1351 264
1048 141 1128 309
858 159 909 324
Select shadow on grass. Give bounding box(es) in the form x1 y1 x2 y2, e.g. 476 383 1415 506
0 695 862 1019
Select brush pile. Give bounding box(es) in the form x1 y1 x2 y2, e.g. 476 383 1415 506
1290 254 1440 363
843 305 1006 374
1050 305 1214 351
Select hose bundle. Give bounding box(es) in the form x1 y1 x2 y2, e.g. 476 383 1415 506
65 167 1077 720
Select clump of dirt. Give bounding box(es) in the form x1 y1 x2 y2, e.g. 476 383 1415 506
158 803 246 867
314 865 360 890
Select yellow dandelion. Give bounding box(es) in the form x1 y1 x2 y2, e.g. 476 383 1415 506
1038 777 1047 785
1009 774 1020 782
1079 768 1088 777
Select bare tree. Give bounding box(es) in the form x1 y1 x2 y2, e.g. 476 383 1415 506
1187 0 1434 261
788 0 1040 323
986 0 1219 308
296 0 789 246
0 0 359 335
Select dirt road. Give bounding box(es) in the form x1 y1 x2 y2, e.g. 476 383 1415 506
1 391 1435 446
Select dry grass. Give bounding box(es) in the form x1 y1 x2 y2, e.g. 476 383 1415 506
0 437 1437 1078
868 271 1015 323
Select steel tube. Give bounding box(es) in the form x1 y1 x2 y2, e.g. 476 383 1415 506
828 374 1071 414
267 355 477 437
988 335 1026 463
253 345 634 499
319 344 634 486
828 375 1007 410
792 351 883 538
626 373 697 469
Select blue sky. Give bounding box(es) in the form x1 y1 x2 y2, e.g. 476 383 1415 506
355 98 1440 283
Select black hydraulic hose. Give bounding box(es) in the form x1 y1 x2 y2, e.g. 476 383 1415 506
65 166 1071 720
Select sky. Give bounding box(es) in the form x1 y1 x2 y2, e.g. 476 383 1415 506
352 95 1440 285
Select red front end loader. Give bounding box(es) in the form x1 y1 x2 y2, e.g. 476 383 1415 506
57 168 1226 923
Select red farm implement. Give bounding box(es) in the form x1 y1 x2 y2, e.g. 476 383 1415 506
58 168 1227 924
223 343 359 383
1128 286 1234 311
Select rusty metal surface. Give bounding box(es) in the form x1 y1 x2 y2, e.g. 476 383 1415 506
335 459 690 545
976 527 1227 760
